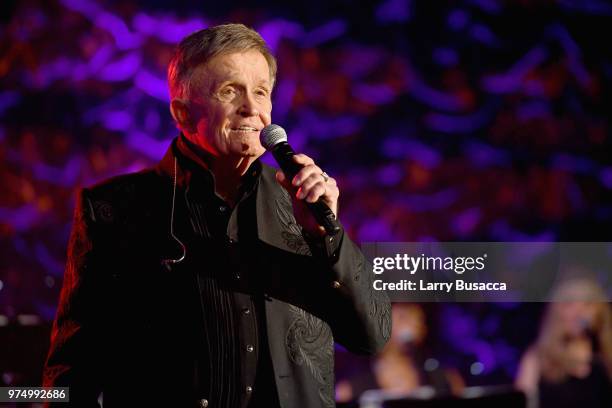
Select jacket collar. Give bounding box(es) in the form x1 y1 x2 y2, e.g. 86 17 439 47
155 136 190 188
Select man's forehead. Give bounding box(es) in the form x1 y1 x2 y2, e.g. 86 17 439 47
199 51 271 84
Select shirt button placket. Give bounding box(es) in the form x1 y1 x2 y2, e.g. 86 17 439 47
226 237 240 280
242 303 257 403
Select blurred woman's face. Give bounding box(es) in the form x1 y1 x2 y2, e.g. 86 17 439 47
391 305 426 346
556 301 599 336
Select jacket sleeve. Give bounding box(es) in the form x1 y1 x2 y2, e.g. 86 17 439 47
305 228 392 355
43 188 103 407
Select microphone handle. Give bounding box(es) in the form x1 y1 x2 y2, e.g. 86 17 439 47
271 143 341 236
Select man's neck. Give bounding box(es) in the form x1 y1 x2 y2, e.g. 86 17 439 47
179 135 257 206
210 156 256 206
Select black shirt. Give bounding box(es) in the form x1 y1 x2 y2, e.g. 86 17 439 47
176 136 280 408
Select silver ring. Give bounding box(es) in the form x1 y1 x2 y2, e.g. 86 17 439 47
321 171 330 183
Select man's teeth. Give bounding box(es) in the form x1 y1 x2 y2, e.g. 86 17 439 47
234 126 257 131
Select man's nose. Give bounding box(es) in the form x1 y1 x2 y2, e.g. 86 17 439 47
238 93 258 117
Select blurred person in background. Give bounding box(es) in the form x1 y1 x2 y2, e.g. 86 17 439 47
515 278 612 408
336 303 464 404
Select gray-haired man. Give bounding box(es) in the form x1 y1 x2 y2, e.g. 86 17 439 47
44 24 391 408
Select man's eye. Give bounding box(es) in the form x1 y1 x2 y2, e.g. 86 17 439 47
220 88 235 96
255 89 269 97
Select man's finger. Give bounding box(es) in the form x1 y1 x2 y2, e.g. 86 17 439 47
292 154 315 166
303 183 327 203
297 174 326 196
292 164 323 187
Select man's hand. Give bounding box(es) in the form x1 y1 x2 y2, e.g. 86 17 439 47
275 154 339 237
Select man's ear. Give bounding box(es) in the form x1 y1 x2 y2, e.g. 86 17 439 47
170 99 195 133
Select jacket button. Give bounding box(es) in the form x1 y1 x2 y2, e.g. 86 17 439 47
242 308 251 315
199 399 208 407
246 344 254 352
332 280 341 289
245 386 253 394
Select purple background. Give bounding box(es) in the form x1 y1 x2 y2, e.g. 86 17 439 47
0 0 611 393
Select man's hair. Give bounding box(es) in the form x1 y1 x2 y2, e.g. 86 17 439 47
167 23 277 100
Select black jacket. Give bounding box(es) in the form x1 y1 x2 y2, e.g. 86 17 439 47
43 139 391 407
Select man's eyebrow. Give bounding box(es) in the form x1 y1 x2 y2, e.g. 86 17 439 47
215 78 271 89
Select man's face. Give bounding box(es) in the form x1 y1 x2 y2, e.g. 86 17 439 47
187 50 272 159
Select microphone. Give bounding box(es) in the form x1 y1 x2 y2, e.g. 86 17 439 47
260 124 341 236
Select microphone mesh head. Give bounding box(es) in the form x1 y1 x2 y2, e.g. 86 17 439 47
260 124 287 150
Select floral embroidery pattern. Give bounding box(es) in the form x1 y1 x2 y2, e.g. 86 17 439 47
275 192 311 256
286 305 335 408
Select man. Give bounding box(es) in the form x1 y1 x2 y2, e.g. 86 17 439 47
43 24 391 408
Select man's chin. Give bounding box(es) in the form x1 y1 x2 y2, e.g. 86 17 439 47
224 149 264 164
235 144 265 158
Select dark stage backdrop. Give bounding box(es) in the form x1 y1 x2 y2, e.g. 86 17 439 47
0 0 610 392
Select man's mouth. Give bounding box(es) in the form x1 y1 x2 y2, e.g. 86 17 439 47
231 126 259 132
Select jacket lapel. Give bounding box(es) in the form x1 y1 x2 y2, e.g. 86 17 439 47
255 165 312 256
